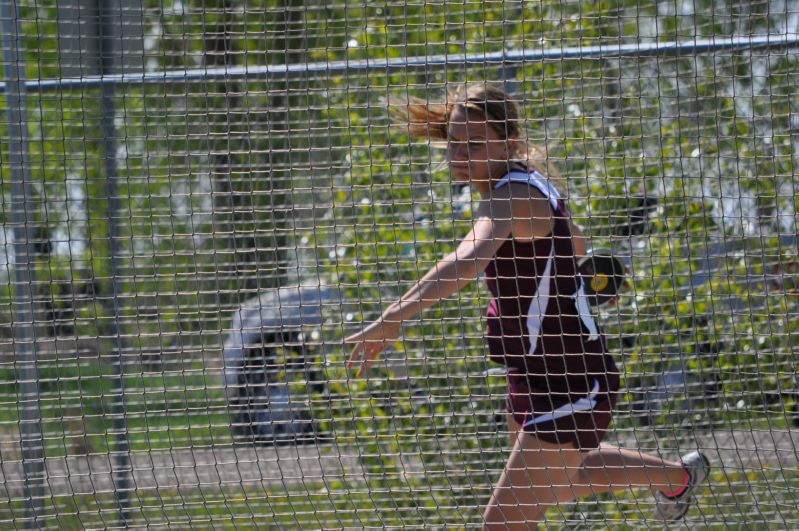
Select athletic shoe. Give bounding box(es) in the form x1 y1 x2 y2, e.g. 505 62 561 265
653 451 710 521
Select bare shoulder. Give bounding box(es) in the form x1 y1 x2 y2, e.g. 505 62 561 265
499 181 556 238
504 181 554 217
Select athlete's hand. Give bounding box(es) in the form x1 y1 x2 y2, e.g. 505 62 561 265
605 266 632 308
345 319 402 378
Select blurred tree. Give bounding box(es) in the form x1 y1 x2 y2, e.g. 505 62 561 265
0 0 798 523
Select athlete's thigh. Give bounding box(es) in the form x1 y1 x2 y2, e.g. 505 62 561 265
494 430 584 506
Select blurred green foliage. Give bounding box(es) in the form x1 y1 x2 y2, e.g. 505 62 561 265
0 0 798 526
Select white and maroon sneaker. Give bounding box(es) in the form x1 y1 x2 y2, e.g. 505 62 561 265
653 451 711 521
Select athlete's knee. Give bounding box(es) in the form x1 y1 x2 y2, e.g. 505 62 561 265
554 468 589 502
482 503 507 530
578 447 604 468
483 502 544 530
551 451 603 502
485 478 552 528
569 455 594 486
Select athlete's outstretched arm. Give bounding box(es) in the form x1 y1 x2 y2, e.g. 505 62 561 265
346 198 513 377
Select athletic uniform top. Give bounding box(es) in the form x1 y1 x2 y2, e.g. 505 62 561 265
483 170 619 398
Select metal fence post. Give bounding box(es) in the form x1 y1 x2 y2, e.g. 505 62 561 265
0 0 46 526
99 0 133 522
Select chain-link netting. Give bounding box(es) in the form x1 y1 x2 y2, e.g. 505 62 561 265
1 1 798 528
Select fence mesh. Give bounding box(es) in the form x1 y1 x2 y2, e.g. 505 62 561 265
1 0 799 528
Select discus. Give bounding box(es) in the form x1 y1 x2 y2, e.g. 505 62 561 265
578 248 626 306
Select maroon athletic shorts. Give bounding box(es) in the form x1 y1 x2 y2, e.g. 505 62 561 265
506 370 621 450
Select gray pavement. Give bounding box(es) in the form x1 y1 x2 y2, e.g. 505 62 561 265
0 429 796 498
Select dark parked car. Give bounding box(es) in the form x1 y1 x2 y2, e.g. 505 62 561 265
223 285 341 445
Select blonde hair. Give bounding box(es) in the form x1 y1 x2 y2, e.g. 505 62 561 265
387 83 556 178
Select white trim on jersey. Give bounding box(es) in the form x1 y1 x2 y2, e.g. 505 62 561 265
574 283 600 341
525 247 554 355
494 170 560 210
522 379 601 428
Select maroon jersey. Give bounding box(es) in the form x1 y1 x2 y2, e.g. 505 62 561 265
483 171 619 400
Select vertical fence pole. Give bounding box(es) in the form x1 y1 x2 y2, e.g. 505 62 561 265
499 2 521 96
98 0 132 522
0 0 46 526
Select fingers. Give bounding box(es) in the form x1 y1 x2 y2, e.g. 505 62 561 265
356 351 374 378
343 331 363 344
351 347 376 378
346 345 362 370
347 341 381 378
611 275 632 306
345 333 372 376
345 320 399 377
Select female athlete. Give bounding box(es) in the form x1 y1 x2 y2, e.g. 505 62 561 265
345 83 709 528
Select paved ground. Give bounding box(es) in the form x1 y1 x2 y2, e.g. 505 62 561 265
0 429 796 498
